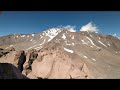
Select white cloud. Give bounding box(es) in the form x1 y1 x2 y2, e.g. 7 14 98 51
63 25 76 32
112 34 120 40
112 33 120 40
57 25 76 32
113 33 117 36
80 22 99 33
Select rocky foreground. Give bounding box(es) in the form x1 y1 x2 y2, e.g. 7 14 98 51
0 47 92 79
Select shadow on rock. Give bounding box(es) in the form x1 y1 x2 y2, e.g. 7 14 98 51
0 63 29 79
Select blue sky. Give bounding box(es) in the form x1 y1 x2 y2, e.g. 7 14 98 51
0 11 120 36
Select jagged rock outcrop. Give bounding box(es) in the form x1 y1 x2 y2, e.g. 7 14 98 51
16 51 26 72
22 49 38 76
0 48 10 57
0 63 29 79
0 50 26 72
30 44 93 79
0 47 15 58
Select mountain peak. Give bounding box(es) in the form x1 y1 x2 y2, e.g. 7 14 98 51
43 28 63 42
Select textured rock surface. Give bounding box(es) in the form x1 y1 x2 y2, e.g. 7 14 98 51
31 44 93 79
0 50 26 72
0 48 15 58
23 49 38 76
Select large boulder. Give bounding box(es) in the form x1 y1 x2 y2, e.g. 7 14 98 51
0 50 26 72
30 47 93 79
0 63 29 79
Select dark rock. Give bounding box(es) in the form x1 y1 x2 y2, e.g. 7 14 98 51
0 48 10 58
27 50 38 70
0 48 3 50
0 63 29 79
0 52 3 57
22 50 38 76
17 51 26 72
29 52 38 64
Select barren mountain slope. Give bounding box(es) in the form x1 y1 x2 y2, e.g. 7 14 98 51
0 28 120 79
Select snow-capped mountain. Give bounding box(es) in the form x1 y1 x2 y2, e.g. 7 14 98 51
0 28 64 51
0 28 120 79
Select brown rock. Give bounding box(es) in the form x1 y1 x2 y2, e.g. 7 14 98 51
0 50 26 72
31 48 93 79
8 47 15 52
23 49 38 75
27 72 37 79
0 48 10 58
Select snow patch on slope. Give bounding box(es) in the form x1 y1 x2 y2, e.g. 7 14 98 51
108 43 110 46
72 43 75 46
26 45 37 50
40 35 43 39
71 36 74 39
61 33 66 39
89 34 93 37
32 34 35 37
21 35 25 37
30 39 33 41
64 48 74 53
66 43 72 45
83 56 88 59
92 58 96 61
43 28 62 42
26 39 46 50
85 36 96 46
98 41 107 47
81 40 88 45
